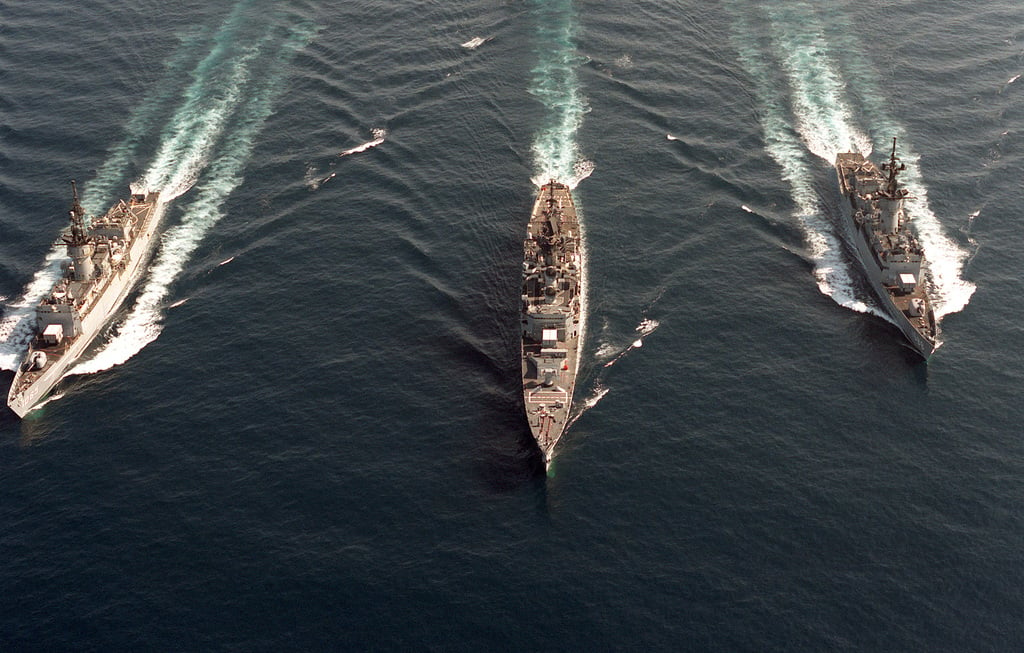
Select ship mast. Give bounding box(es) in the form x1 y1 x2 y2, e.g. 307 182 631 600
65 179 88 246
62 179 96 281
882 137 906 198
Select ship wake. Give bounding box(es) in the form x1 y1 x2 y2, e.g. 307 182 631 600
0 252 68 371
731 1 975 324
731 3 879 318
338 128 386 157
528 0 592 189
524 0 591 462
599 317 661 369
68 5 318 376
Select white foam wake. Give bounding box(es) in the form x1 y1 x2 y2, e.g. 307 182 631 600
69 199 189 374
770 9 872 161
0 28 221 370
83 28 213 216
731 7 879 317
565 159 595 190
0 251 66 370
525 0 593 449
140 27 266 201
884 146 976 317
528 0 591 187
460 36 490 50
572 197 590 414
339 128 386 157
566 383 609 429
768 14 880 314
69 10 319 375
733 3 977 324
602 318 660 368
808 3 977 320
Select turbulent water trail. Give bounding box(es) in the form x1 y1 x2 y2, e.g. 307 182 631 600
731 2 974 322
731 6 878 315
338 128 387 157
70 6 318 375
818 13 977 319
766 7 872 162
0 29 219 370
0 251 68 370
140 3 274 201
1 3 318 375
528 0 592 188
527 0 596 444
83 28 214 216
866 139 975 319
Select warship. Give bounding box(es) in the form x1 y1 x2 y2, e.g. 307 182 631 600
7 181 161 417
521 180 583 467
835 138 937 357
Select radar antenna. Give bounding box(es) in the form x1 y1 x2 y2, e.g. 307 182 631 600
881 137 907 198
63 179 89 246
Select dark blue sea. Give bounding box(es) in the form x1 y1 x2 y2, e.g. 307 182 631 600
1 0 1022 649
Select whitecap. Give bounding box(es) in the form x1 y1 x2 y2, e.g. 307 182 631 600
461 36 489 50
339 128 386 157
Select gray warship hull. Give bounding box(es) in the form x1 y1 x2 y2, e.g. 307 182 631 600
843 204 936 356
7 188 162 417
836 146 937 358
521 181 583 468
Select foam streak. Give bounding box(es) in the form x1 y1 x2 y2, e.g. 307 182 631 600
732 2 974 322
528 0 591 187
731 5 878 315
70 8 318 374
338 128 386 157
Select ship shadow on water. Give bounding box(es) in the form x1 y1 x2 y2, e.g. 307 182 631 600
448 329 550 487
7 369 119 443
846 315 932 383
476 402 550 491
471 359 550 489
480 377 579 489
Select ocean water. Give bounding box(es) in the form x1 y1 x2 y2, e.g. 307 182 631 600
1 0 1022 649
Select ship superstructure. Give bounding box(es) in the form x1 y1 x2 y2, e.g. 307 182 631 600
7 181 161 416
835 139 937 357
521 181 583 467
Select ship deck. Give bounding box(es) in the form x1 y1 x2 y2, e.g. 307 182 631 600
521 181 583 464
7 190 161 416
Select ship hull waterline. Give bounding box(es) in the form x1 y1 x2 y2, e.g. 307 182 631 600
844 213 937 358
834 149 937 359
7 191 164 417
521 181 584 468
